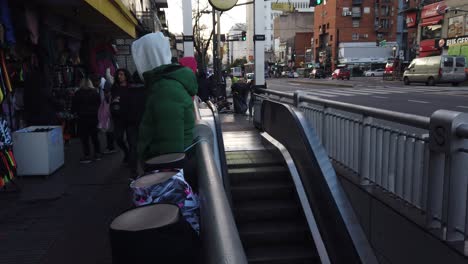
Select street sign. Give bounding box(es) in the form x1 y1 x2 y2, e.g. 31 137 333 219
271 3 294 12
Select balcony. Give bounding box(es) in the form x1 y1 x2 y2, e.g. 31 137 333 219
136 11 157 32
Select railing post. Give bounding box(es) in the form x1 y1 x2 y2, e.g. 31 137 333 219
359 116 373 184
428 110 468 242
293 91 304 108
322 106 329 149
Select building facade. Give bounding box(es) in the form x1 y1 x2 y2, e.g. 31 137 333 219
314 0 400 70
440 0 468 58
246 0 313 62
273 12 314 65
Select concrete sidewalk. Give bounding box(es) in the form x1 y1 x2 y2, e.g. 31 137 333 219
0 139 134 264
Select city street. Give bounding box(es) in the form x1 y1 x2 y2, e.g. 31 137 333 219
266 77 468 117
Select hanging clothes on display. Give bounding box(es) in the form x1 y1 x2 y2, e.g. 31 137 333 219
0 117 15 188
0 0 16 45
90 44 117 77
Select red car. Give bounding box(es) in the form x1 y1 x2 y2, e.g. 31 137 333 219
331 68 350 80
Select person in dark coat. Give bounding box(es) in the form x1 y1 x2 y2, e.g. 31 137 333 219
111 68 132 163
119 73 146 172
71 78 102 163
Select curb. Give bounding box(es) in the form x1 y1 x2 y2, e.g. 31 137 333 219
289 80 354 88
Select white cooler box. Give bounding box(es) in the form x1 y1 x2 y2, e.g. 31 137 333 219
13 126 64 176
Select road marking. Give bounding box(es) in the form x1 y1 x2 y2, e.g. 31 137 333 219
306 92 337 97
457 106 468 109
289 83 301 86
372 96 388 99
408 100 430 104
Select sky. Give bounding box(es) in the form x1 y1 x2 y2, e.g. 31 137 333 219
165 0 248 35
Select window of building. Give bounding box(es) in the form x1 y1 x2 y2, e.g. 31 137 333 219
421 24 442 41
364 7 370 14
327 23 330 29
353 19 360 27
330 35 333 41
352 33 359 40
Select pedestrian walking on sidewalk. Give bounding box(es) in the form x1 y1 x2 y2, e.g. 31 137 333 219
91 74 117 154
72 78 102 163
111 69 132 163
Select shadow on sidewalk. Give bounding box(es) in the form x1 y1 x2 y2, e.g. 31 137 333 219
0 139 134 264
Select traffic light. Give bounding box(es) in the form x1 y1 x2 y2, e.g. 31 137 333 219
309 0 323 7
241 31 246 41
220 34 226 42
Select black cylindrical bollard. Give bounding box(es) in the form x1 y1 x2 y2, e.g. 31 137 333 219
109 203 199 264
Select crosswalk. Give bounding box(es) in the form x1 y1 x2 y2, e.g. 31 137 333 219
298 85 468 98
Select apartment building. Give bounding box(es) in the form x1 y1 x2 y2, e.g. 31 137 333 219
314 0 400 70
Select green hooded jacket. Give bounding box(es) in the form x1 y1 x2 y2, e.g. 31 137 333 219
138 64 198 161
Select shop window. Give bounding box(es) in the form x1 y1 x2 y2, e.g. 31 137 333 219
443 57 453 67
456 57 465 67
421 24 442 41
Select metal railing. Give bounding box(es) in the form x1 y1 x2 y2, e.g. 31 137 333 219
254 88 468 250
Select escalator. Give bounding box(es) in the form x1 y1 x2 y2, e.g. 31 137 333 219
227 149 320 264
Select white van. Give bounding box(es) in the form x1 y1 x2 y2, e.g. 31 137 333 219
403 55 466 86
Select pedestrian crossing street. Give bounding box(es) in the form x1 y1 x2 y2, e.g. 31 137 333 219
299 85 468 98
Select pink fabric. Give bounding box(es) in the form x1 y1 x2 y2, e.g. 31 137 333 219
179 57 197 74
97 99 111 131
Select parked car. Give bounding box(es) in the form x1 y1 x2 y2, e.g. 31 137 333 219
245 73 254 82
309 68 326 79
403 55 467 86
364 69 385 77
288 71 299 78
331 68 351 80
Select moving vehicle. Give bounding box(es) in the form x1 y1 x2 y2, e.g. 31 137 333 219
331 68 351 80
403 55 467 86
288 71 299 78
364 69 385 77
309 68 326 79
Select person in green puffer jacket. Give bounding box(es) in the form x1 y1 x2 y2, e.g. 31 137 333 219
131 32 198 162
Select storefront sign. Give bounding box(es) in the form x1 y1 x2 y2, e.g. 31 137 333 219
271 3 294 12
445 35 468 47
421 1 447 19
448 16 464 38
406 12 417 28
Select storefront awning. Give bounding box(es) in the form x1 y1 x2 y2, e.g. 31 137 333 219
420 15 443 27
84 0 138 38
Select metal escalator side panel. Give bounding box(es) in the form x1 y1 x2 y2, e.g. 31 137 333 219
261 131 331 264
261 99 378 264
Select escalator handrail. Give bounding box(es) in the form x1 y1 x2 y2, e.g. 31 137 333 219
194 100 248 264
205 100 232 205
261 99 378 264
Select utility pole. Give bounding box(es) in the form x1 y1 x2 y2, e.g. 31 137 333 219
212 9 217 80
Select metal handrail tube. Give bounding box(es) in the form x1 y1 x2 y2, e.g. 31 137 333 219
196 140 248 264
205 100 232 205
193 102 248 264
256 88 431 129
456 124 468 138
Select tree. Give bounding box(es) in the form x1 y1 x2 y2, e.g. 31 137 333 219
193 1 216 74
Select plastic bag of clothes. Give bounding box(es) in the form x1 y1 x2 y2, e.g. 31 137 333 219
130 170 200 234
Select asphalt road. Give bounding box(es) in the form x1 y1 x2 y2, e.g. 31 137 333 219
266 77 468 117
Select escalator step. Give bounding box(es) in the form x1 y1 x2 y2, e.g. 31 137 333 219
229 166 289 185
246 243 320 264
233 200 302 223
238 220 313 248
230 181 295 202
